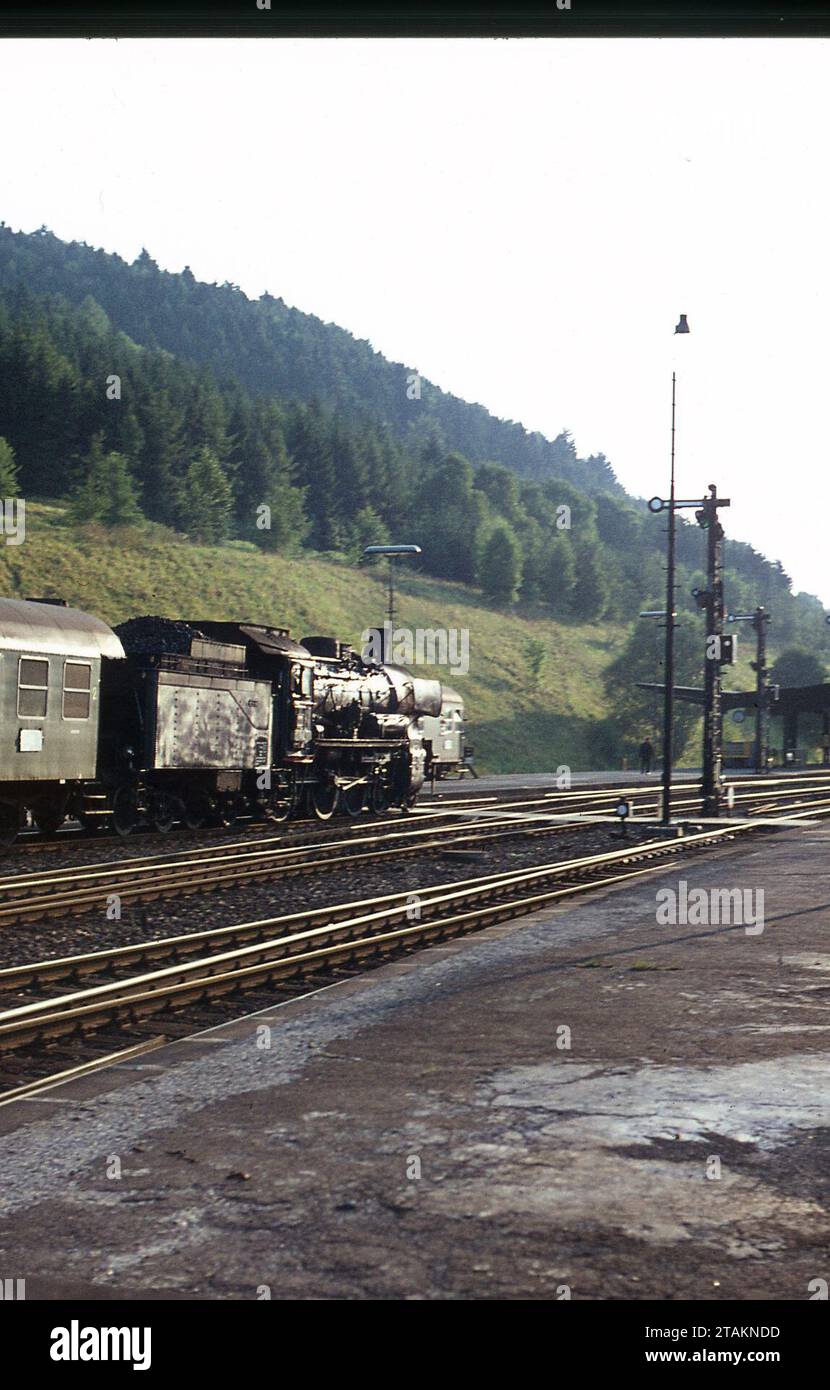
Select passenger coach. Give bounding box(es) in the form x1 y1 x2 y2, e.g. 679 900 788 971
0 597 125 844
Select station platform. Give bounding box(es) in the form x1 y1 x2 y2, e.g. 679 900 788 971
1 823 829 1300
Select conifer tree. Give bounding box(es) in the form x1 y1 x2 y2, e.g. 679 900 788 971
0 436 20 496
178 446 233 542
66 437 143 527
481 524 523 605
570 541 610 621
544 534 578 614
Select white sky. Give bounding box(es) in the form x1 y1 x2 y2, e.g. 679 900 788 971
1 37 828 599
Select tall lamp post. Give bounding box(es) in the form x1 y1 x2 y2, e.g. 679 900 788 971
662 365 679 825
362 543 422 662
648 313 689 826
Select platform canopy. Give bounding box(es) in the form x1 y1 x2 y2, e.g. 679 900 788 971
638 682 830 716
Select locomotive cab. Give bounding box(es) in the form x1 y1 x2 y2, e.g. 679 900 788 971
279 659 315 756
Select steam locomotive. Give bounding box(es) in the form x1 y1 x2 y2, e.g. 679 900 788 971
0 596 461 846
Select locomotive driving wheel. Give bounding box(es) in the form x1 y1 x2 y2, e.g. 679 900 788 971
369 780 389 815
341 783 365 818
311 780 339 820
150 791 178 834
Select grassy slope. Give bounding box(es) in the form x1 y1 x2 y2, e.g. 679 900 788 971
0 504 634 773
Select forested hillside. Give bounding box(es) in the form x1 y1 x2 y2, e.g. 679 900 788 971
0 224 617 495
0 221 827 659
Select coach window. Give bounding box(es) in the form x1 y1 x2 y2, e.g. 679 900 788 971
62 661 92 720
18 657 49 718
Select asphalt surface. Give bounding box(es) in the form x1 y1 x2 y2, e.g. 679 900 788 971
1 821 829 1300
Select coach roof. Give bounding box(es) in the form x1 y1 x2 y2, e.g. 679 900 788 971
0 598 125 659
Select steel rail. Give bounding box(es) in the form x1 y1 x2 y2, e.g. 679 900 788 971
0 780 714 925
5 768 824 901
0 821 755 1052
1 827 741 992
0 783 676 900
1 773 826 926
0 807 657 926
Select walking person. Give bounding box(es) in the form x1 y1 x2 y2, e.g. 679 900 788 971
639 736 654 775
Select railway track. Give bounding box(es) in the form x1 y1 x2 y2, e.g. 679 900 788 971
0 800 656 925
1 767 828 1100
8 767 829 859
1 772 829 926
5 772 674 853
2 770 830 1105
0 818 758 1102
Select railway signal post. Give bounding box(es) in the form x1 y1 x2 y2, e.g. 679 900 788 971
648 481 732 820
694 485 732 815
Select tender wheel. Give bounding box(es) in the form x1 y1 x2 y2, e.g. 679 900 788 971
341 784 365 818
312 781 339 820
0 804 19 851
112 786 139 838
267 788 294 823
209 794 241 828
150 791 178 834
181 795 208 831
